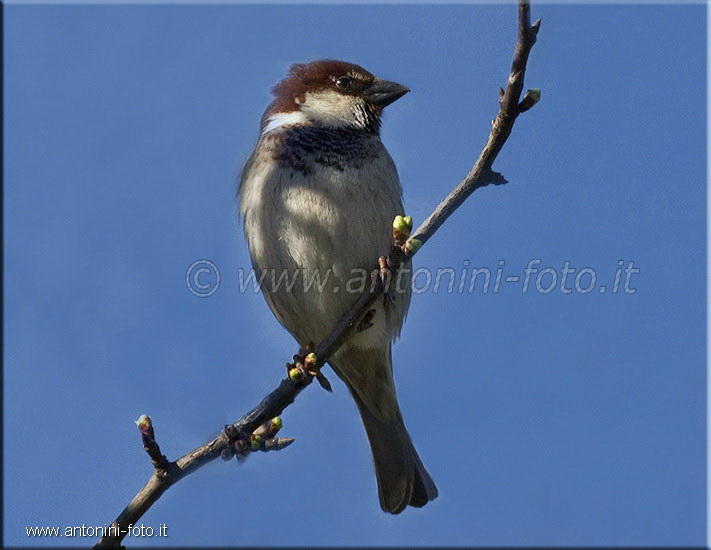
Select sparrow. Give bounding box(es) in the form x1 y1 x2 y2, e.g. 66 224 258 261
238 60 437 513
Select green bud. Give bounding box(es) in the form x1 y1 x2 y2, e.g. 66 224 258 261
304 352 317 369
252 422 268 438
134 414 150 429
271 416 283 430
402 216 413 231
288 367 302 380
404 238 422 255
134 415 154 441
518 89 542 113
250 435 262 450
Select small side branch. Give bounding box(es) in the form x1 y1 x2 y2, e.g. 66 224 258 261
407 0 540 249
134 415 169 469
95 2 541 547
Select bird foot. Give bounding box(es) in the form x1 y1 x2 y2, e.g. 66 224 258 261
285 342 332 392
377 256 397 304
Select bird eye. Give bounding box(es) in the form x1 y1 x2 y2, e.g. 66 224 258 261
335 76 352 89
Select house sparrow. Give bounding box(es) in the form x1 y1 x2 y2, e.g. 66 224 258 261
238 60 437 513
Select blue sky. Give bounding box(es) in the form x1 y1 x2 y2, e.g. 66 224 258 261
4 2 706 547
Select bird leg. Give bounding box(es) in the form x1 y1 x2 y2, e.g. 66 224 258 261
375 215 414 303
377 255 397 304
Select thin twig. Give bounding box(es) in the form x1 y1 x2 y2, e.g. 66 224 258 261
95 2 540 547
134 415 169 470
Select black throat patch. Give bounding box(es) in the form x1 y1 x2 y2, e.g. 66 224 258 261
264 125 382 176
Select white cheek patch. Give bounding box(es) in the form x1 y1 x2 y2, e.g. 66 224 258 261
262 111 308 134
301 90 360 128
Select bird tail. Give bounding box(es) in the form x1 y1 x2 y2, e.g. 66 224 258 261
331 346 438 514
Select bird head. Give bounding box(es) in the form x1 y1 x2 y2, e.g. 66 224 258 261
262 60 409 135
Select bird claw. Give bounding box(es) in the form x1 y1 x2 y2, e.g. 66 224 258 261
376 255 397 304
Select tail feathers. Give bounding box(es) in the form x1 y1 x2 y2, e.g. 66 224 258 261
330 346 438 513
352 386 438 514
408 446 439 508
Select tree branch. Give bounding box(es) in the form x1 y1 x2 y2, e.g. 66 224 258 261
95 2 540 547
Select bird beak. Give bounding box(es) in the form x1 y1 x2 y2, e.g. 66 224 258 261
364 78 410 107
